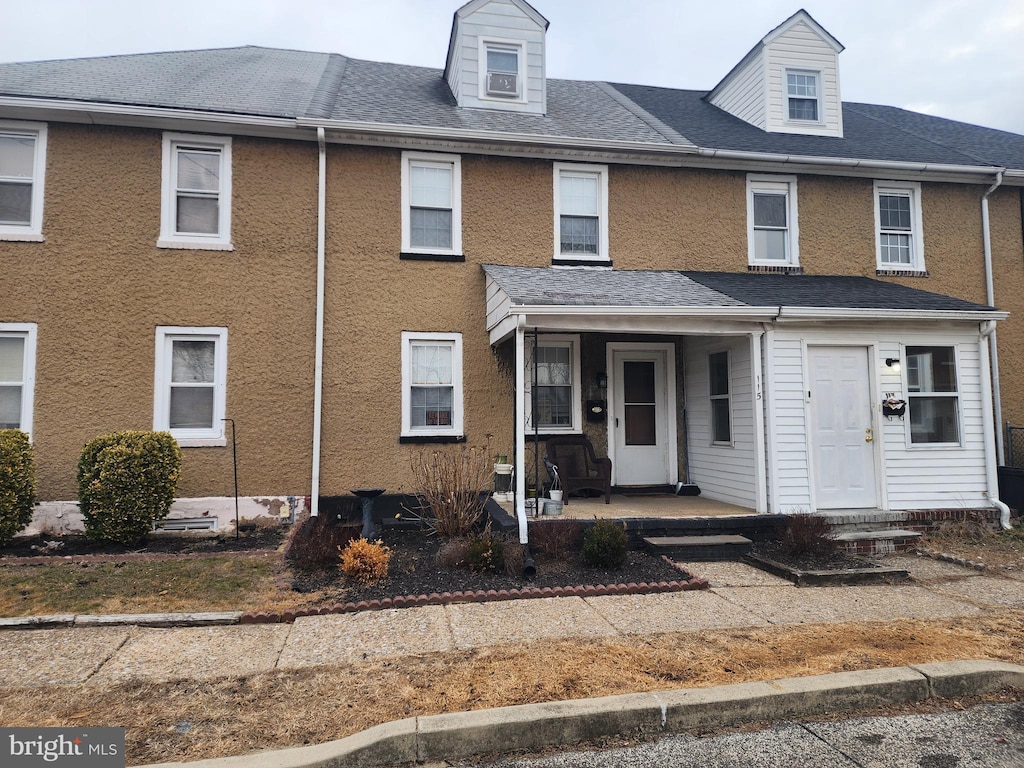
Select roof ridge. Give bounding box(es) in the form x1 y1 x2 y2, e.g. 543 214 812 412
594 82 695 148
304 53 349 119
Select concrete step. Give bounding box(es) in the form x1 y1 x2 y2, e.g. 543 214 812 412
643 534 752 561
835 528 922 556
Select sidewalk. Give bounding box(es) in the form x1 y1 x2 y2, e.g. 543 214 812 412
1 554 1022 689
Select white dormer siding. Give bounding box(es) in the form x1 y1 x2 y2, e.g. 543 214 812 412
708 10 844 138
444 0 548 115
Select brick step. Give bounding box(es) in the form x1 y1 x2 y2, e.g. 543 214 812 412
643 535 752 561
835 528 922 556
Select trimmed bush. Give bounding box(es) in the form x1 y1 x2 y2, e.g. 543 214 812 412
782 513 837 557
339 537 392 584
77 431 182 545
0 429 37 546
466 532 505 574
287 515 360 572
582 519 629 569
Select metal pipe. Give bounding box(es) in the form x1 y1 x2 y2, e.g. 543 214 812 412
311 127 327 516
221 418 239 538
980 321 1012 530
514 317 528 544
982 170 1005 464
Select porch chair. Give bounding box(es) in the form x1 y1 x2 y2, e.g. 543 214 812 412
544 435 612 504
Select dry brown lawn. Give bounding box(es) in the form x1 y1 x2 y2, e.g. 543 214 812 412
1 611 1023 765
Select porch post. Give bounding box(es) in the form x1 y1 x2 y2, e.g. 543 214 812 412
514 318 528 543
751 330 768 514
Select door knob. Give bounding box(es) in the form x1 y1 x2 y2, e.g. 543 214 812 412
865 428 873 443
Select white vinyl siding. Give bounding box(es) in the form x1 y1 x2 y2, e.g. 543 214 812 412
0 324 37 437
684 337 757 509
708 52 766 129
159 133 232 250
764 19 843 136
0 122 47 240
153 327 228 446
444 0 547 114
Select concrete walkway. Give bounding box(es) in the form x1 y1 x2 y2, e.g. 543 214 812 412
1 554 1022 689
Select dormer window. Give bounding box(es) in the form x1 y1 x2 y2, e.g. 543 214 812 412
480 39 525 102
786 71 820 122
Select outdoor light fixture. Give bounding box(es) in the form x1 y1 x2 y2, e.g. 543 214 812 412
885 357 901 374
596 371 608 389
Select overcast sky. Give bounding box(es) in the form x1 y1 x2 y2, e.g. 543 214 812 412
3 0 1022 135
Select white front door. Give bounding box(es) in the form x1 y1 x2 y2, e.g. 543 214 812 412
610 347 673 486
809 346 877 509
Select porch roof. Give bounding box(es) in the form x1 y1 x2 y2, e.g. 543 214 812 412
483 265 1006 341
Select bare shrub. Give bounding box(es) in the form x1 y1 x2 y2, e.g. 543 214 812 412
529 519 583 561
287 516 360 571
782 513 837 557
408 445 494 538
436 537 471 569
339 537 392 584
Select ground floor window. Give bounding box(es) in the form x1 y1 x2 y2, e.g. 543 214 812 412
525 335 581 433
154 326 228 445
709 350 731 444
907 345 959 444
0 324 36 436
401 331 463 438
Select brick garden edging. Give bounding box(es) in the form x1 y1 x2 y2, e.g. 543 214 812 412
239 575 710 625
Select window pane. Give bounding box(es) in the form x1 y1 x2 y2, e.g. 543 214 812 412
879 233 911 264
169 386 214 429
560 215 598 254
0 181 32 225
787 73 817 97
176 149 220 192
0 337 25 381
879 194 911 230
410 164 452 208
0 134 35 178
754 228 787 261
411 342 452 386
560 174 598 216
410 386 453 427
171 340 216 384
486 49 518 74
535 385 571 426
712 398 731 443
910 396 959 443
624 361 655 403
753 193 786 228
410 208 452 249
535 346 570 386
788 98 818 121
177 195 219 234
906 347 957 393
709 352 729 396
625 404 656 445
0 385 21 429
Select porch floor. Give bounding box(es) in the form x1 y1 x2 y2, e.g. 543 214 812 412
500 493 755 520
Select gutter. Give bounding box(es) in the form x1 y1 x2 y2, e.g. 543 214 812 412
981 170 1005 465
310 127 327 516
980 320 1012 529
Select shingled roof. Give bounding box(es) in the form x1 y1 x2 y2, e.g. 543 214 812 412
0 45 1021 169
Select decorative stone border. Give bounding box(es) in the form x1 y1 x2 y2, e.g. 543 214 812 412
912 546 996 572
240 576 710 624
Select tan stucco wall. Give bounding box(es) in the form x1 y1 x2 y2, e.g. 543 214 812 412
1 124 318 499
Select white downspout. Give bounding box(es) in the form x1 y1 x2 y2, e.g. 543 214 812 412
514 316 529 544
982 170 1005 464
310 127 327 516
980 320 1012 529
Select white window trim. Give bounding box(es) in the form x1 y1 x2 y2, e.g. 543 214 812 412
478 37 527 104
524 334 583 434
709 348 733 447
153 326 228 447
158 133 233 251
874 180 925 271
401 331 464 438
746 174 799 266
784 69 824 125
0 121 47 241
400 152 463 256
553 162 610 263
0 323 37 438
902 343 963 449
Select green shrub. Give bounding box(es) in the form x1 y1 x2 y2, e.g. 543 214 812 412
581 519 629 569
466 532 505 574
77 431 182 545
339 537 391 584
0 430 37 546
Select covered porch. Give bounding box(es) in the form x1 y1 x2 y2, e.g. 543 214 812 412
497 492 755 520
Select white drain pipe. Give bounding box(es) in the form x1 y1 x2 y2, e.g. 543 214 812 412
981 170 1005 466
980 320 1012 530
310 127 327 516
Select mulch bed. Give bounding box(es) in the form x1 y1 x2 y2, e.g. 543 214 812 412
749 541 879 572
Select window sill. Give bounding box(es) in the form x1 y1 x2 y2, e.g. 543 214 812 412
157 239 235 251
399 252 466 262
748 264 803 274
552 258 613 268
877 268 929 278
525 431 584 442
175 437 228 448
0 232 44 242
400 434 467 444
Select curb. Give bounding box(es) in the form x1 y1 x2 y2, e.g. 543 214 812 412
0 612 244 630
139 660 1024 768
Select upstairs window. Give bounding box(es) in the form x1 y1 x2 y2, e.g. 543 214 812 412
874 181 924 271
154 327 228 446
0 122 47 240
786 71 820 122
906 346 960 445
480 39 524 101
0 324 37 436
709 351 731 445
401 153 462 256
747 175 798 265
159 133 232 250
401 332 464 439
554 163 609 263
